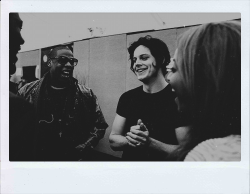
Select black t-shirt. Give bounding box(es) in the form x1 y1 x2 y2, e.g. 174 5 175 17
116 85 180 160
47 86 69 120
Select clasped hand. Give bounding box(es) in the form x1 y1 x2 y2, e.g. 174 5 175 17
126 119 150 148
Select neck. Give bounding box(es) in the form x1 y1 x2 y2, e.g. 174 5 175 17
51 85 66 90
142 71 168 93
50 77 69 89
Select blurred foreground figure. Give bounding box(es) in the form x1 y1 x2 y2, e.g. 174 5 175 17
18 45 108 161
9 13 36 161
167 21 241 161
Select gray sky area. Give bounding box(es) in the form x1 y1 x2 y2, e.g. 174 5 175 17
19 13 241 52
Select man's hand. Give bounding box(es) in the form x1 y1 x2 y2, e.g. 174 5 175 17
126 119 151 148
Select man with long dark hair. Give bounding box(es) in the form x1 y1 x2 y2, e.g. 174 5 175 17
109 35 186 160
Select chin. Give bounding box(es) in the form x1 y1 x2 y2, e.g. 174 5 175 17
176 103 182 112
9 63 17 75
178 103 189 114
177 106 184 113
175 97 185 113
137 76 144 81
137 74 150 82
60 76 71 83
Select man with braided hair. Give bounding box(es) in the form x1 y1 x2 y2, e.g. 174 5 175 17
18 45 108 161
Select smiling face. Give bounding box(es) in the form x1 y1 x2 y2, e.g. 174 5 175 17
49 48 74 86
167 49 189 112
9 13 25 75
132 45 158 83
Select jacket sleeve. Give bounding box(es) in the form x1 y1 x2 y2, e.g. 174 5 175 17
17 83 27 98
81 89 109 149
17 80 39 103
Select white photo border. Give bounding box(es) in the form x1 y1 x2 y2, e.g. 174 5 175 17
1 1 249 194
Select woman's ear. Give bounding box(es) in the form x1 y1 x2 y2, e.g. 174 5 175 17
162 57 165 65
158 56 166 65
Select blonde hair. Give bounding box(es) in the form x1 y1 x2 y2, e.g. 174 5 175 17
172 21 241 160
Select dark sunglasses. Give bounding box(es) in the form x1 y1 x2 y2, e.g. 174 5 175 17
50 56 78 67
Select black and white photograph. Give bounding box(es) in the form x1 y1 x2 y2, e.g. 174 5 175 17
9 12 243 162
1 1 249 194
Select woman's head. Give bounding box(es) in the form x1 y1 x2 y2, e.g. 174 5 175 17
168 21 241 140
128 35 171 78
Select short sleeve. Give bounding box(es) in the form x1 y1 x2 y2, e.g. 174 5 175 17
116 92 129 118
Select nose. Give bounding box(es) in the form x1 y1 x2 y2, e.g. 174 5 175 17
135 57 143 65
17 31 25 46
64 61 73 68
166 72 172 83
133 59 142 69
14 32 25 48
20 35 25 45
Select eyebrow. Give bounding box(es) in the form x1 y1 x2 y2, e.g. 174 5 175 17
133 54 149 58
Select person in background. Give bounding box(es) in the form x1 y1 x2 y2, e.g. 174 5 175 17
9 13 36 161
109 35 188 161
18 66 39 90
18 45 108 161
167 21 241 161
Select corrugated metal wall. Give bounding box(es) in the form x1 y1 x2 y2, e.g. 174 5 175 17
88 34 127 157
16 50 40 68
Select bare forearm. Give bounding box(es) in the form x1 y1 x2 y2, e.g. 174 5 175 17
147 126 190 155
148 137 179 155
109 134 128 151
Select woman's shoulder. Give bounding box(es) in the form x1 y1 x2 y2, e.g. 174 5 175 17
184 135 241 161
